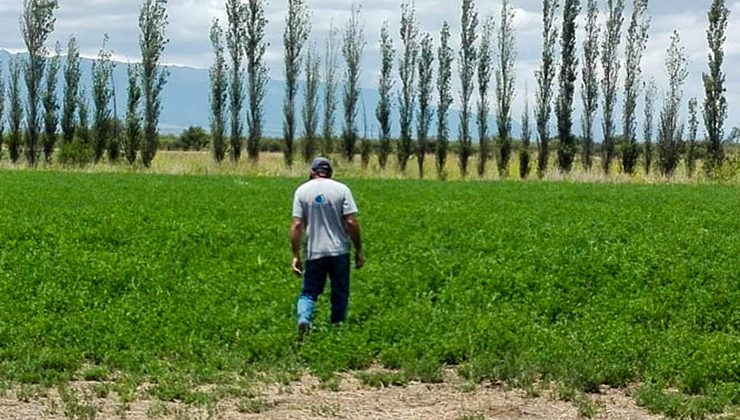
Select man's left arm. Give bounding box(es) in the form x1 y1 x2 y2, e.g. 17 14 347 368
343 187 363 269
345 214 364 269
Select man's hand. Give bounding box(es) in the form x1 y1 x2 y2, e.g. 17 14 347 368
292 256 303 276
354 251 365 269
345 215 363 269
290 217 304 277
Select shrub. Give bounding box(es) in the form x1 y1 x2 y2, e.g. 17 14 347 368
179 126 210 151
57 140 93 166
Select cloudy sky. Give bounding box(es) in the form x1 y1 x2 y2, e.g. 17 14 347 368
1 0 739 130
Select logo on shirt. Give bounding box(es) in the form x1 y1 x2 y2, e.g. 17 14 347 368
314 194 327 205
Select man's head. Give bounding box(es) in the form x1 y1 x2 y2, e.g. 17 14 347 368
310 157 333 179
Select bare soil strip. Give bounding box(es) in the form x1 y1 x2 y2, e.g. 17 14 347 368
0 370 664 420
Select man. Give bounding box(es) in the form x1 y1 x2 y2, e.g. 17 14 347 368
291 157 364 337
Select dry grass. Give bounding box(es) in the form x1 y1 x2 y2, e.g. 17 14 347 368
0 151 737 185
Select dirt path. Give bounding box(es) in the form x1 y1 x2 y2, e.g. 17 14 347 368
0 371 663 420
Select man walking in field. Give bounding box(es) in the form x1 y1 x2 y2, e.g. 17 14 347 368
291 157 364 338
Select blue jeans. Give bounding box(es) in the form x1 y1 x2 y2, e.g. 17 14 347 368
297 254 350 326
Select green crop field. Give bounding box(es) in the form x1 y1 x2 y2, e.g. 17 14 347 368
0 171 737 418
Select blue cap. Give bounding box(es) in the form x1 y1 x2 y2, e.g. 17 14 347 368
310 157 333 176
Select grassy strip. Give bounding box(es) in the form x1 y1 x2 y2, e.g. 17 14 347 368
1 150 738 184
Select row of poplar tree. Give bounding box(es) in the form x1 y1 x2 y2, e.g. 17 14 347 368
0 0 731 179
207 0 731 179
0 0 168 168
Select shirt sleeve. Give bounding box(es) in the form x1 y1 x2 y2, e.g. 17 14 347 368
343 187 359 216
292 189 304 219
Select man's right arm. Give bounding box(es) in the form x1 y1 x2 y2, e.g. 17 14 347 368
291 189 305 276
290 217 304 275
345 214 364 269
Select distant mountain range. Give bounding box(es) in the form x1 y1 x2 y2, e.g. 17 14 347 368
1 49 521 139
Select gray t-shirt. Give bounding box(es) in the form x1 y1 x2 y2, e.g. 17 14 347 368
292 178 359 261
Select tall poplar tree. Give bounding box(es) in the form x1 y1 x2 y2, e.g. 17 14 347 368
535 0 558 178
520 91 532 179
245 0 269 161
341 4 364 161
458 0 478 177
398 1 418 172
417 32 434 178
657 31 688 177
302 46 320 162
360 93 371 167
643 79 657 174
601 0 625 174
210 19 228 163
0 63 5 157
436 21 453 178
138 0 169 168
581 0 599 171
495 0 516 177
61 35 80 146
77 87 90 147
226 0 245 161
556 0 580 174
283 0 310 167
376 21 394 169
92 35 114 163
42 42 61 163
686 97 699 177
124 64 142 165
621 0 650 174
322 24 340 155
703 0 730 173
8 56 24 163
476 16 494 178
109 66 120 162
21 0 59 166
